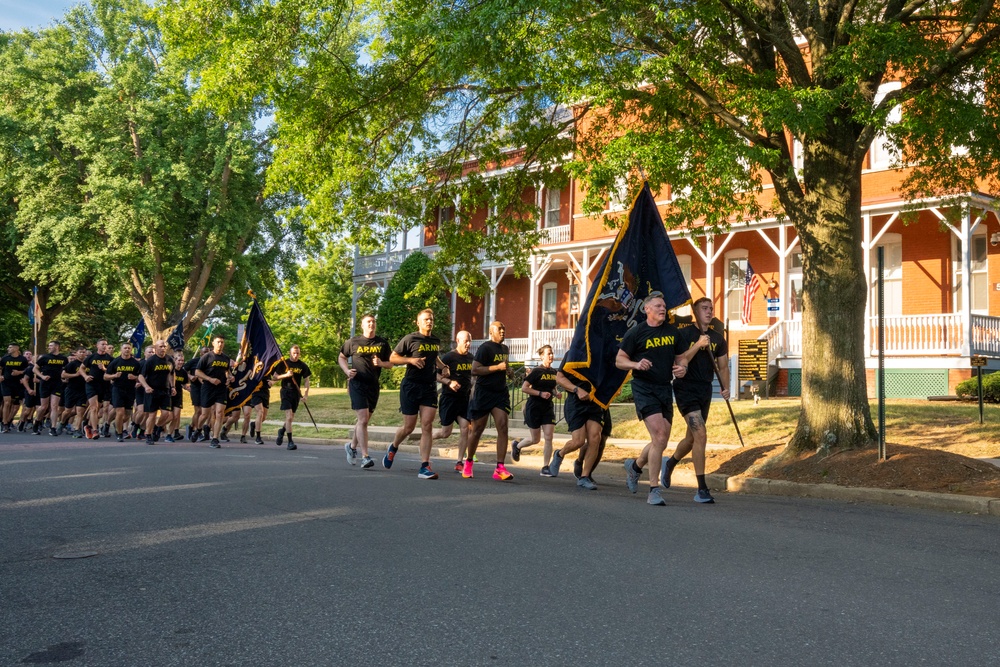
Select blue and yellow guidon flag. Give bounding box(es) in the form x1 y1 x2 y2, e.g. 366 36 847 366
562 182 691 408
227 301 283 413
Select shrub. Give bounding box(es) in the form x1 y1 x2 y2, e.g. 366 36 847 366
956 371 1000 402
375 252 453 348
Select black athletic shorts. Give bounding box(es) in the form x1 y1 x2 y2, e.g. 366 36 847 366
1 381 24 401
134 385 145 409
250 390 270 409
523 396 555 429
65 389 87 409
203 383 229 407
144 389 173 413
189 383 203 409
38 381 62 400
85 380 111 402
602 408 612 438
348 379 379 412
631 380 673 422
279 386 301 412
468 388 511 421
111 386 136 410
22 389 39 409
398 378 437 416
171 389 184 411
438 391 469 426
564 392 605 432
673 381 712 421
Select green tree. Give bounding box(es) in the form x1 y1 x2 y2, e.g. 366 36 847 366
160 0 1000 455
266 242 379 387
376 251 452 351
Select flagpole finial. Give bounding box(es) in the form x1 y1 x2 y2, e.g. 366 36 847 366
247 289 257 300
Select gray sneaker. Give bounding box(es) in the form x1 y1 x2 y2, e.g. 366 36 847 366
694 488 715 504
549 450 563 477
345 442 357 466
361 456 375 469
661 458 675 489
648 488 666 506
577 476 597 491
624 458 640 494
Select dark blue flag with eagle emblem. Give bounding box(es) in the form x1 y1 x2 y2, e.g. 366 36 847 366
226 300 284 413
561 182 691 408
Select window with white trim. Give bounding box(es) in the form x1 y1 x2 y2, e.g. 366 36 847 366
545 188 561 228
871 233 902 316
869 82 902 170
788 250 803 320
954 229 988 314
542 282 558 329
725 251 749 325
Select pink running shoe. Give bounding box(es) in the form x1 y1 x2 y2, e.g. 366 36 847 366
493 463 514 481
462 459 474 478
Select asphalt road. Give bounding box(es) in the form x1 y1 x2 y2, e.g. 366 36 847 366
2 432 999 666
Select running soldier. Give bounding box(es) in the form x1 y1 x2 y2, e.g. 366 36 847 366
274 344 310 451
184 346 208 442
1 343 28 432
384 309 449 479
510 344 560 474
339 314 391 467
138 340 176 445
33 341 68 436
433 330 473 472
166 351 190 443
243 375 271 444
195 335 233 449
550 371 606 488
616 293 706 506
60 347 89 437
463 321 514 481
83 339 113 438
131 345 154 439
16 351 37 432
105 343 140 441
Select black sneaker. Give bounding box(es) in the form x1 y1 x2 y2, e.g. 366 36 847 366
209 438 221 448
254 435 264 445
220 428 229 442
286 440 297 451
239 435 247 444
276 427 285 446
145 435 155 446
573 459 583 480
540 466 553 477
115 432 123 443
16 421 25 432
173 430 183 441
510 439 521 462
49 428 58 437
249 422 255 438
186 425 193 441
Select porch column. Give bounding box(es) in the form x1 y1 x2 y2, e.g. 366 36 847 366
488 265 509 324
705 235 715 302
961 206 973 356
862 212 872 357
527 255 553 348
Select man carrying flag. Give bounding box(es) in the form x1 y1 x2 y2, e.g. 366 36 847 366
224 297 285 443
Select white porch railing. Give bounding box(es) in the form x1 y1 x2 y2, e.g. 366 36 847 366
761 314 1000 359
471 337 531 362
538 225 571 244
530 329 575 360
354 247 436 277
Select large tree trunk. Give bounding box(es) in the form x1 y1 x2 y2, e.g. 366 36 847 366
777 127 879 455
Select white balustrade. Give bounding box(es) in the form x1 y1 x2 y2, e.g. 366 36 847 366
538 225 570 244
471 337 531 362
530 329 575 360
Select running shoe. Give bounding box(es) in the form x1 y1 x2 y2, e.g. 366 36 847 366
287 440 297 451
383 445 397 469
540 466 553 477
16 421 25 432
454 461 463 472
510 439 521 462
49 428 58 437
254 435 264 445
648 488 666 506
624 458 640 494
83 425 95 439
209 438 221 448
573 458 583 480
345 442 357 465
418 465 438 479
694 489 715 504
462 459 474 478
249 422 256 438
219 428 230 443
173 430 183 441
165 435 175 443
577 476 597 491
72 432 83 439
115 433 123 443
493 463 514 481
239 435 247 444
361 456 375 469
186 425 193 441
145 435 154 446
549 449 563 477
661 458 675 489
276 427 285 447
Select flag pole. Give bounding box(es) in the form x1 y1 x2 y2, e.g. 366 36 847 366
248 291 319 433
698 322 746 448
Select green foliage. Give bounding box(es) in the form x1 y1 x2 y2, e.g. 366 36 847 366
266 242 378 388
380 365 407 391
956 373 1000 403
375 251 452 348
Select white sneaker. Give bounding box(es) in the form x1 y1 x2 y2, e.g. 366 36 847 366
345 442 357 465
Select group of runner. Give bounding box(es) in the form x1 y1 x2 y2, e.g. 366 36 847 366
1 293 729 506
0 335 313 451
338 295 729 505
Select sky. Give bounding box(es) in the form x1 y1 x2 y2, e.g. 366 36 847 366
1 0 78 31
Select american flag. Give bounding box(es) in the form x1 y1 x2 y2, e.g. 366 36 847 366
741 261 762 325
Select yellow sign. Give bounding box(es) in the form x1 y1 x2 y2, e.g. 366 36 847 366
971 356 988 367
738 340 768 381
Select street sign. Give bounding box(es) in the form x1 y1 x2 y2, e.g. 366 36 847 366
766 306 780 312
971 356 988 367
738 339 768 381
766 298 780 304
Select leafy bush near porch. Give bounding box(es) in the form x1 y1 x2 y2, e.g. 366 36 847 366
956 372 1000 402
